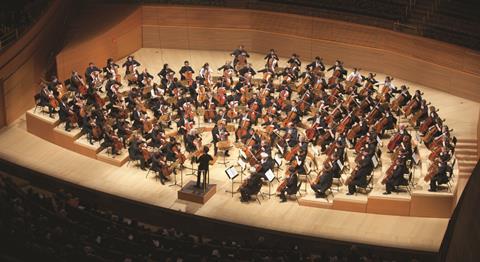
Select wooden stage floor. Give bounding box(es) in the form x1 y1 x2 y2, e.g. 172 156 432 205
2 48 479 252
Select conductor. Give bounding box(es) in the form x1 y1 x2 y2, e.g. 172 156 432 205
196 146 216 189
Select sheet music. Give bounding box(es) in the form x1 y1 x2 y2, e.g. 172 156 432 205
372 156 378 167
274 155 283 166
239 149 247 159
276 143 284 155
311 144 319 156
412 153 420 165
337 160 344 170
376 135 383 146
265 169 275 182
225 166 238 180
237 158 246 170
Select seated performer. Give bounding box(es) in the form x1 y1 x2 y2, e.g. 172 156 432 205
258 152 274 179
128 136 147 170
212 121 230 156
102 127 121 156
150 152 170 185
346 153 374 195
383 158 408 195
240 166 263 203
310 154 341 198
429 160 450 192
278 163 299 203
58 96 73 131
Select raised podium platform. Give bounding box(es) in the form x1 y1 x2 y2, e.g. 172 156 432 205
178 181 216 204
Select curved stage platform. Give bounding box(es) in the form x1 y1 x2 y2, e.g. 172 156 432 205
4 48 479 253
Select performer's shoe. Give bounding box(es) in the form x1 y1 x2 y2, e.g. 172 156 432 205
382 191 391 195
346 192 354 195
428 188 436 192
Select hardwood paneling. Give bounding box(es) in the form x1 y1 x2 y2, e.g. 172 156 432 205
56 8 142 80
138 6 480 102
0 0 73 127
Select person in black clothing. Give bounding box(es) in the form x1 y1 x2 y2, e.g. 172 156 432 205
238 63 256 78
39 83 56 118
429 161 451 192
278 165 299 202
383 159 408 194
196 146 215 189
306 56 325 72
179 60 195 80
122 56 141 75
287 53 301 67
347 154 373 195
311 154 340 198
211 121 230 156
240 167 264 202
58 96 72 131
230 45 249 70
128 136 147 170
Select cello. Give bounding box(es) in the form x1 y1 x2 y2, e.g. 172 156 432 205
336 112 353 135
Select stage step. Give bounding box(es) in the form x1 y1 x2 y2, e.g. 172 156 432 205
25 108 60 142
459 171 472 178
455 143 478 150
73 135 103 159
456 138 477 144
96 148 129 167
298 195 333 209
455 154 479 161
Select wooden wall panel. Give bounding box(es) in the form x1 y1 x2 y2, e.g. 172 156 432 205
137 6 480 103
56 8 142 80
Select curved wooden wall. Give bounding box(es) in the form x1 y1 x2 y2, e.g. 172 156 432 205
0 0 74 127
140 5 480 102
55 6 142 81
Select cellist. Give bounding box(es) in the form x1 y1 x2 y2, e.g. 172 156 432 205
39 82 57 118
310 153 340 198
383 157 408 195
212 121 230 156
179 60 195 81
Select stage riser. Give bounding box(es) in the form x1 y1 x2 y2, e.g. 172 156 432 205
366 198 411 216
332 200 367 213
26 111 58 143
410 194 455 218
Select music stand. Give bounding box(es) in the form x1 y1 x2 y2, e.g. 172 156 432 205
274 154 283 181
217 141 231 166
225 166 239 197
237 158 247 183
185 156 197 177
263 169 276 199
276 143 284 156
169 163 184 188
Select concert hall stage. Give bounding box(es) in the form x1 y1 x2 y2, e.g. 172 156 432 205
3 48 479 253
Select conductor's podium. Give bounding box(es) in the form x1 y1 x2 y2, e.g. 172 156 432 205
26 108 129 167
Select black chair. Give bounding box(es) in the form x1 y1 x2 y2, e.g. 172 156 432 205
33 93 44 113
286 181 303 203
